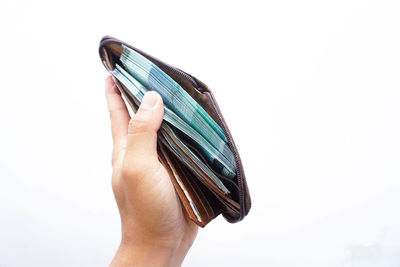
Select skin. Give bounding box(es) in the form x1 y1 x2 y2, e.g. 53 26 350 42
104 76 198 267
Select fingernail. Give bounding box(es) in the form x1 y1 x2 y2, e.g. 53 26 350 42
141 92 158 109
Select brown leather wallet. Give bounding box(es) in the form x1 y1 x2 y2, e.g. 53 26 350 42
99 36 251 227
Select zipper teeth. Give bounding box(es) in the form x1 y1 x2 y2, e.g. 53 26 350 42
208 98 245 219
142 53 198 88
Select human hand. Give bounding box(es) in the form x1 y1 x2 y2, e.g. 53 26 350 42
105 76 198 267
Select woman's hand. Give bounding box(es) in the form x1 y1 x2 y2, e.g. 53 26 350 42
105 76 198 267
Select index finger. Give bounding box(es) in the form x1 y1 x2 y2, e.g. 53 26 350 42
105 76 130 149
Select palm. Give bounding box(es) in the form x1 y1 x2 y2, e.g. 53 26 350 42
112 154 198 248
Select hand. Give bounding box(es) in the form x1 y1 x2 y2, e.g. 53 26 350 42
105 76 198 267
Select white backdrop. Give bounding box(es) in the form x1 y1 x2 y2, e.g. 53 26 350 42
1 0 399 266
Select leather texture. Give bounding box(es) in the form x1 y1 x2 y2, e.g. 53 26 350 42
99 36 251 227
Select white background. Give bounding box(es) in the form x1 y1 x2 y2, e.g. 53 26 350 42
0 0 399 266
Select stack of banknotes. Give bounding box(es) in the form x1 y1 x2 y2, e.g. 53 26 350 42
112 45 236 194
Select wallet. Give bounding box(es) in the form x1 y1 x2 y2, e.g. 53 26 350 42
99 36 251 227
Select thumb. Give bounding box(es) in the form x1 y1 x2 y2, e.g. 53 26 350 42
125 91 164 164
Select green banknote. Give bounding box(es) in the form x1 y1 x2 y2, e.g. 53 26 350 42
110 45 236 193
119 45 236 177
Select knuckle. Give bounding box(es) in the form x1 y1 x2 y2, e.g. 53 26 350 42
111 153 119 167
109 106 124 120
121 160 145 180
111 143 125 166
128 115 152 135
120 156 159 181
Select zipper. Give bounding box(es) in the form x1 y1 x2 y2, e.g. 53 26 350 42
207 96 246 220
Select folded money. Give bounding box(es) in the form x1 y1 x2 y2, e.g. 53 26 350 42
113 63 230 194
99 36 251 227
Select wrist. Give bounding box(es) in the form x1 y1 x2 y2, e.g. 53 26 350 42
110 241 177 267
